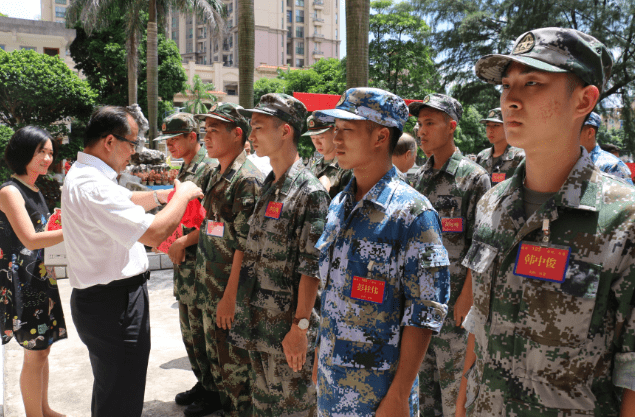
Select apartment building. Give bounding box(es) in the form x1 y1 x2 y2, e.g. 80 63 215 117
167 0 340 69
41 0 69 24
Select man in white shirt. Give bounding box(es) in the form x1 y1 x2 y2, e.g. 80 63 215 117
62 105 203 417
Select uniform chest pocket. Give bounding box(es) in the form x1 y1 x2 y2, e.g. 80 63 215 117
516 259 601 348
434 194 463 219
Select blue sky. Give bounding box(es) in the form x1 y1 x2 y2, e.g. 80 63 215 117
0 0 347 58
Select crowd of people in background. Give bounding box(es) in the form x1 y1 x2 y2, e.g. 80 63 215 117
1 25 635 417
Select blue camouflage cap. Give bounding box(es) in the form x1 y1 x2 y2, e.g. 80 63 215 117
584 112 602 129
314 87 409 132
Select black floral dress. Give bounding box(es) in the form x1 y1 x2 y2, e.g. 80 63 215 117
0 178 67 350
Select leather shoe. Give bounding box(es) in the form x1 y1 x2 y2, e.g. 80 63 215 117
175 382 204 406
183 397 223 417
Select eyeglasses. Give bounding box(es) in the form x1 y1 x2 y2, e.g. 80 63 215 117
112 134 140 150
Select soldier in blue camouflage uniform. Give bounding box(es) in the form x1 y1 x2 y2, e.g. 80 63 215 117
312 87 451 417
409 94 491 417
579 111 633 185
153 113 219 415
227 93 330 417
458 27 635 416
304 115 353 198
475 108 525 184
181 103 265 417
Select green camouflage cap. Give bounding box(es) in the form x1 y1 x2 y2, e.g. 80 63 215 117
302 114 335 137
480 108 503 124
238 93 307 134
475 27 613 93
154 112 197 141
408 93 463 122
195 102 250 137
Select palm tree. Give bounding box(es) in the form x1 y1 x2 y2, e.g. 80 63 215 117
181 74 217 114
238 0 254 108
66 0 224 141
346 0 370 88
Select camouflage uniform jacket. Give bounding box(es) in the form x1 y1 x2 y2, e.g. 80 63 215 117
173 146 218 304
227 159 330 354
316 166 450 369
475 144 525 184
194 150 264 310
308 156 353 199
589 144 634 185
413 151 491 324
462 148 635 416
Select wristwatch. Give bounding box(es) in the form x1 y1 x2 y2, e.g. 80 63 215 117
293 317 310 331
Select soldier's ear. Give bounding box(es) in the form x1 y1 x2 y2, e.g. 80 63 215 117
575 85 600 123
235 126 243 142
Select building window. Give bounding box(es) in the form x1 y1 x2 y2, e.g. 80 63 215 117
335 29 338 39
55 0 66 4
295 10 304 23
0 45 5 50
214 41 219 52
186 42 193 53
296 41 304 55
172 16 178 27
43 48 60 56
288 26 292 38
21 46 37 51
335 12 338 23
55 6 66 18
296 0 304 5
287 42 292 54
287 10 292 23
223 54 233 67
228 2 233 13
296 26 303 38
188 28 193 38
172 31 178 41
295 58 304 67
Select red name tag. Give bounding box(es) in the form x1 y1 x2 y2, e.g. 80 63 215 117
264 201 284 219
514 242 570 283
492 173 506 183
206 221 224 237
441 217 463 233
351 276 385 304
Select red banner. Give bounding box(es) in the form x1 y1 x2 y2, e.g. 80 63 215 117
627 163 635 181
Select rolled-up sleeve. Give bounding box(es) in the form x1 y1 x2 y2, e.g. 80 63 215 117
401 209 450 334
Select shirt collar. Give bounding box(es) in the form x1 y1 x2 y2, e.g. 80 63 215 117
505 146 601 212
340 166 399 211
76 152 118 182
181 146 208 175
423 149 463 176
264 158 305 196
220 150 248 182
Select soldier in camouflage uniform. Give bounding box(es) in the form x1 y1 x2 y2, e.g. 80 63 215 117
458 27 635 416
409 94 491 417
312 87 451 417
475 108 525 184
304 115 353 198
227 93 330 417
154 112 219 415
579 112 633 185
179 103 265 417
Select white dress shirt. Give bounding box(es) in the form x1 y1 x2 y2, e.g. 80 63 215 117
62 152 154 289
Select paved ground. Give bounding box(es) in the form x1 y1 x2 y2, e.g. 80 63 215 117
3 269 199 417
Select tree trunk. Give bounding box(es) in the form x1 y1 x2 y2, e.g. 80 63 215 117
238 0 255 108
147 0 159 146
346 0 370 88
127 31 138 105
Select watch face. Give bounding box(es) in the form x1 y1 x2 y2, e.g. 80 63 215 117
298 318 310 330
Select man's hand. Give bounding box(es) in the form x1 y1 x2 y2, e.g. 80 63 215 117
216 295 236 330
173 179 204 201
454 287 472 328
281 325 308 372
376 391 409 417
168 236 186 265
318 175 331 192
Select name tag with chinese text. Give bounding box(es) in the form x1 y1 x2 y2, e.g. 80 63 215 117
513 242 570 283
441 217 464 233
492 173 506 183
264 201 284 219
351 276 385 304
206 221 224 237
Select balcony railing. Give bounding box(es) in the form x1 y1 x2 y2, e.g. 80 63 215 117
312 33 325 38
312 50 324 55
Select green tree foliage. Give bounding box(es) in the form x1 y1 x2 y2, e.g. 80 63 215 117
69 16 187 127
0 50 97 129
278 58 347 96
412 0 635 154
0 125 14 184
181 75 217 114
253 78 287 106
454 106 488 155
369 0 441 99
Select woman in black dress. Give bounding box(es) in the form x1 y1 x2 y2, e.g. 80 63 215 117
0 126 66 417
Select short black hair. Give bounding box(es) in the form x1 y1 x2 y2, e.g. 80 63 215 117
84 105 135 148
4 126 57 175
224 121 248 145
271 116 301 147
366 121 402 155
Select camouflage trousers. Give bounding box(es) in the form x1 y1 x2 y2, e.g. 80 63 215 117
179 302 215 392
419 316 468 417
316 360 419 417
248 349 317 417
